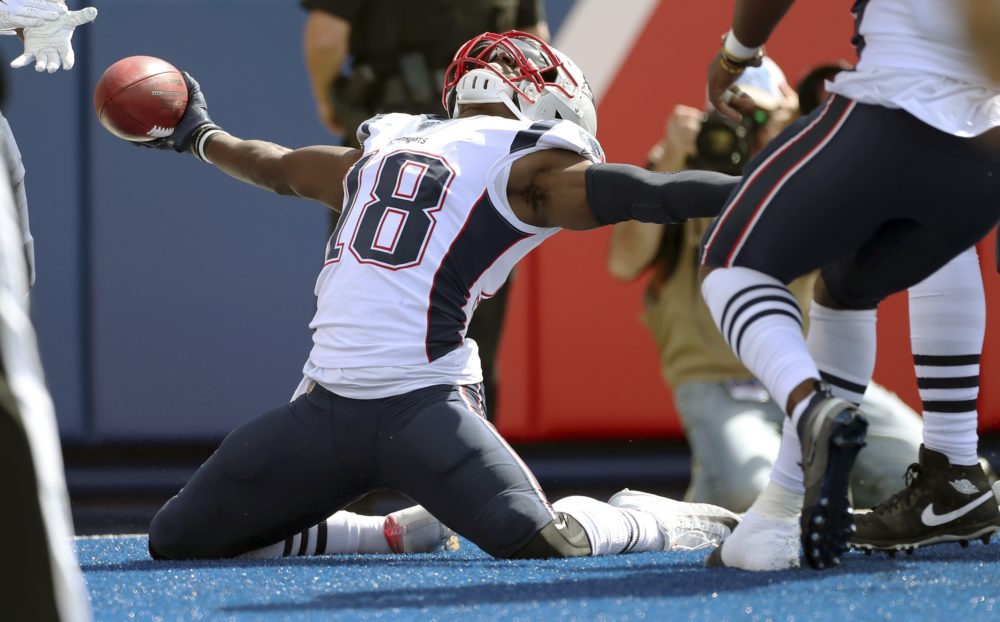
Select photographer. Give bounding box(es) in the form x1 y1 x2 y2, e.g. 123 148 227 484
608 58 925 512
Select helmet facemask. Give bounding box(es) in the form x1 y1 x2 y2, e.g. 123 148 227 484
443 31 597 136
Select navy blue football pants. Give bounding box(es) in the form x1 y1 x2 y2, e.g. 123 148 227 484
702 95 1000 308
148 383 560 559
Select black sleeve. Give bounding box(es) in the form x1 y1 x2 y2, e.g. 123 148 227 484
516 0 546 28
300 0 362 21
585 163 740 225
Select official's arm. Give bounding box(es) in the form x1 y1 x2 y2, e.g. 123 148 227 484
302 6 351 134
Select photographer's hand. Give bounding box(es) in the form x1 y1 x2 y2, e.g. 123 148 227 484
648 105 701 172
664 105 702 169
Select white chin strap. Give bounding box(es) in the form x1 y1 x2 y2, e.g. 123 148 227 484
453 68 529 121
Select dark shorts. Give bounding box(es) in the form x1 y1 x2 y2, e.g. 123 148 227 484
148 382 556 559
701 95 1000 308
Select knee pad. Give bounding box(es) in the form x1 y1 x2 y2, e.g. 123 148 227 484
506 513 592 559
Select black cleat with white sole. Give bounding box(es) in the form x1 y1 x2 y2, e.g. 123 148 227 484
796 382 868 570
851 445 1000 553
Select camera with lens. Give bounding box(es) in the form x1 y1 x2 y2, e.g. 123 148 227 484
687 108 770 176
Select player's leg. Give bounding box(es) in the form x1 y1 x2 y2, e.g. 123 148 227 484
223 379 457 558
700 96 899 568
377 382 589 557
702 96 1000 569
851 247 1000 551
802 287 923 507
909 246 985 467
379 383 738 558
673 380 782 512
148 389 373 559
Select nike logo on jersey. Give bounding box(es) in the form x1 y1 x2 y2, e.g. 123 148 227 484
920 490 995 527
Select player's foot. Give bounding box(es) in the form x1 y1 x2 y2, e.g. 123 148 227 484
797 382 868 570
383 506 459 554
705 508 800 570
850 445 1000 553
608 488 740 551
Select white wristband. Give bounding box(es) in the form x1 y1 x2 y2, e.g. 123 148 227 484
723 30 761 61
194 128 225 163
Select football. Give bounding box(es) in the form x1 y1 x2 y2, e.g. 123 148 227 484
94 56 188 142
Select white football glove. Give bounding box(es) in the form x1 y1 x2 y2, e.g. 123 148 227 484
11 5 97 73
0 0 66 30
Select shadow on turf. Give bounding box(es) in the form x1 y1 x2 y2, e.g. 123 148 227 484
80 544 998 575
216 553 1000 615
215 565 822 614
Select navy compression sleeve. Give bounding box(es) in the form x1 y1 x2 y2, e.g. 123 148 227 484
584 163 740 225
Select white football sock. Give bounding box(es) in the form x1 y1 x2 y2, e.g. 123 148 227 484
789 394 812 428
770 415 807 495
748 478 803 520
806 302 877 405
552 496 663 555
701 267 818 413
238 511 392 558
909 247 984 466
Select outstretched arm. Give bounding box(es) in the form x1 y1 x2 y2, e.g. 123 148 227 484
202 136 360 211
117 71 360 211
506 148 739 231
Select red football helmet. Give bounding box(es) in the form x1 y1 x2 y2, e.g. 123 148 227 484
442 31 597 135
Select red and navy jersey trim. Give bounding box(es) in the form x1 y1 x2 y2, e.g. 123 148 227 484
425 192 529 361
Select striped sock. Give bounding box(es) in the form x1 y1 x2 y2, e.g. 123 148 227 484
806 302 876 406
909 248 984 466
238 511 392 559
701 266 818 413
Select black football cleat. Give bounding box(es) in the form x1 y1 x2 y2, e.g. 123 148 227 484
851 445 1000 553
797 382 868 570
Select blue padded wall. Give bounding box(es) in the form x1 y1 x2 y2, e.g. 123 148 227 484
7 1 331 441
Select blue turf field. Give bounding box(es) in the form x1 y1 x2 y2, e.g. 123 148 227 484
79 534 1000 621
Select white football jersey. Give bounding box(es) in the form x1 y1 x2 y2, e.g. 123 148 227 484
303 113 604 398
828 0 1000 136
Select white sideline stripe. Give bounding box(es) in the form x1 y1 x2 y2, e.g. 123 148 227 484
554 0 659 105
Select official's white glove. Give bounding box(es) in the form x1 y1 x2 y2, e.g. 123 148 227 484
11 5 97 73
0 0 66 30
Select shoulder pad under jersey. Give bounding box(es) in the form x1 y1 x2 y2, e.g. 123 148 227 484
508 119 605 163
